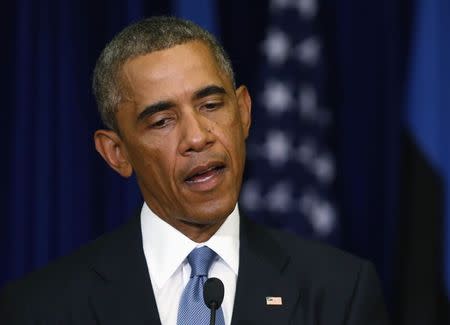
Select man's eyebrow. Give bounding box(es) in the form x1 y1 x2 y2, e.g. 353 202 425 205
192 85 227 100
137 101 174 122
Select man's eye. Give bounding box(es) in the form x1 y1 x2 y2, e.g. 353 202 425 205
150 118 171 128
202 102 223 111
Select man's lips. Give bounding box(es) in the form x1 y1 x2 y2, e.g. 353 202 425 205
184 162 226 183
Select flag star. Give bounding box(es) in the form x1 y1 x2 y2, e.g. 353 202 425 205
264 131 291 167
266 182 293 213
313 153 335 184
295 36 321 66
299 192 336 237
241 180 262 211
262 80 293 114
262 29 291 65
298 84 318 120
293 0 318 19
309 200 336 237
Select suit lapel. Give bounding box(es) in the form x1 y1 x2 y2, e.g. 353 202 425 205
231 217 302 325
88 216 161 325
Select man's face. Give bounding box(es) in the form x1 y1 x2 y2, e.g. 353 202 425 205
99 41 251 239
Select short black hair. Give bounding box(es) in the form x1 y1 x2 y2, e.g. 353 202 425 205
92 16 235 131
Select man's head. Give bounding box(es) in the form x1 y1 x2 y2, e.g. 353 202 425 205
93 16 235 133
92 17 251 242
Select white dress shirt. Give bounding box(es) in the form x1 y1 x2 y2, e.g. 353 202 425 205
141 203 240 325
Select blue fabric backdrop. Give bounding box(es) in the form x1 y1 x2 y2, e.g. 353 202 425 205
405 0 450 299
1 0 171 286
2 0 446 322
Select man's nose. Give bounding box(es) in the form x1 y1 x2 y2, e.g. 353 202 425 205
178 110 214 155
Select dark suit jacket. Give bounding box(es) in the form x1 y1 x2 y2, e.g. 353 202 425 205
0 215 389 324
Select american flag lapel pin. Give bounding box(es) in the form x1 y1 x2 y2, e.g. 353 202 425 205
266 296 283 305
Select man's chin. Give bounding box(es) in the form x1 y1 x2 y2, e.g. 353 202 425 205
181 200 236 225
173 207 231 242
183 209 230 226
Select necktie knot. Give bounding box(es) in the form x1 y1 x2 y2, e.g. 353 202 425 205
187 246 216 277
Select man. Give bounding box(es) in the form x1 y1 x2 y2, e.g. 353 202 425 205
0 16 389 324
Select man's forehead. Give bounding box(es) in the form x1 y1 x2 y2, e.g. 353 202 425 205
124 40 216 72
119 41 232 98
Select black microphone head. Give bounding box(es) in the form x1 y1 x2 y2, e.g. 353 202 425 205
203 277 224 309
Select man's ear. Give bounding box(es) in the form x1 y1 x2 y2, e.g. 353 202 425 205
235 85 252 139
94 130 133 177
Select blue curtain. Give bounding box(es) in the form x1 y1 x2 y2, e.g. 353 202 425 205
402 0 450 322
1 0 171 285
220 0 409 312
405 0 450 298
333 0 409 308
4 0 446 322
173 0 219 37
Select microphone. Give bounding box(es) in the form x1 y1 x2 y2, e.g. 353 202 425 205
203 277 224 325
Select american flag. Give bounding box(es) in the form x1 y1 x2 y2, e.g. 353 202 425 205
240 0 339 243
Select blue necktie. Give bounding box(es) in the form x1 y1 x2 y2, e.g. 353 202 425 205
177 246 225 325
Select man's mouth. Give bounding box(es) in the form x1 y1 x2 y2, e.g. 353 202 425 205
185 164 226 184
184 162 226 192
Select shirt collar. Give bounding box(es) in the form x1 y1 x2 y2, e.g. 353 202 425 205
141 203 240 290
